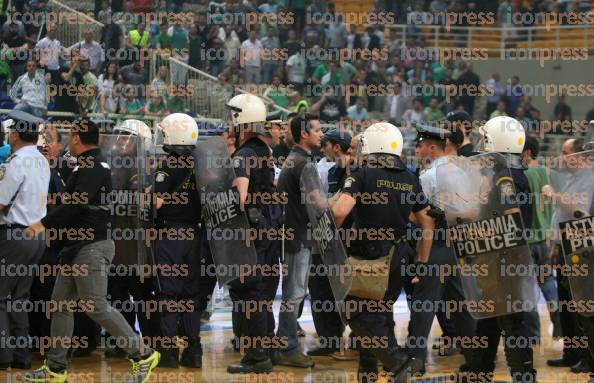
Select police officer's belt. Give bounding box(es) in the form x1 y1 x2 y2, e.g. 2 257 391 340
0 223 27 230
346 236 405 301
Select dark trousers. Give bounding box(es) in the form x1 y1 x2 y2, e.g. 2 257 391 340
469 313 536 383
154 224 204 342
436 309 458 337
345 242 412 376
107 272 161 340
29 246 59 353
557 245 588 362
406 242 476 363
229 237 280 357
309 253 344 350
0 227 45 364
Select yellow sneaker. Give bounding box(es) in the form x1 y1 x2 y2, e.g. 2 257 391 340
127 350 161 383
23 363 67 383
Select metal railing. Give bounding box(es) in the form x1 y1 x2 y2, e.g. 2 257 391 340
48 0 104 47
387 23 594 54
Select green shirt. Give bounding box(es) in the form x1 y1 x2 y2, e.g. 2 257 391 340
148 100 166 114
424 106 444 123
430 62 446 82
169 27 189 51
525 166 554 243
313 64 345 86
157 33 172 49
264 86 289 108
490 110 507 119
123 98 143 114
166 96 185 113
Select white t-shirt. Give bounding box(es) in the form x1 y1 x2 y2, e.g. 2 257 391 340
286 53 306 83
36 37 62 70
240 38 263 67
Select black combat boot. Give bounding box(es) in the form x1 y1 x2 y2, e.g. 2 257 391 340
380 347 412 383
357 350 378 383
157 347 179 368
227 348 273 374
180 339 203 368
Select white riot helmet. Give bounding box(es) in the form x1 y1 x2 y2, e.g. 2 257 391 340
113 119 153 150
225 93 267 135
360 122 404 156
158 113 198 154
478 116 526 154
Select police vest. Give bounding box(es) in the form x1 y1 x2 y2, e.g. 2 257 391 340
129 30 149 46
233 137 276 212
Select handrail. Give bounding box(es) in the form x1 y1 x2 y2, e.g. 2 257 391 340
48 0 104 27
387 24 594 32
0 109 222 124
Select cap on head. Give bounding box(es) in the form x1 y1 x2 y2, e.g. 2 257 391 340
4 110 43 143
415 124 451 143
480 116 526 154
323 128 352 150
361 122 403 156
446 110 472 124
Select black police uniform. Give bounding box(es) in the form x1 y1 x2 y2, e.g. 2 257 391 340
153 152 214 368
406 126 476 370
227 136 281 372
29 167 65 352
105 170 161 358
341 153 428 381
309 130 352 355
308 162 349 354
465 154 537 383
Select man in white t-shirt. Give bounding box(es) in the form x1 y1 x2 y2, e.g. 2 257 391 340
240 30 263 85
286 50 306 92
35 25 63 78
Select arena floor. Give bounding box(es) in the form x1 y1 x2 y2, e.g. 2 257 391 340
0 301 589 383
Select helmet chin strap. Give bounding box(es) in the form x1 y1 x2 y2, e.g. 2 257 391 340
163 145 193 156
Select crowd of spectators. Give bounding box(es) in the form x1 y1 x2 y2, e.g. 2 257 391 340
0 0 592 131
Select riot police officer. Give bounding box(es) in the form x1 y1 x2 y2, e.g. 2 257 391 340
331 122 435 383
104 119 161 358
225 94 283 374
459 116 537 383
308 128 353 357
153 113 204 368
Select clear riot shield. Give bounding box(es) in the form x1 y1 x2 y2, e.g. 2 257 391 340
193 135 257 285
137 136 156 271
555 150 594 316
99 134 145 267
300 161 352 302
436 153 538 319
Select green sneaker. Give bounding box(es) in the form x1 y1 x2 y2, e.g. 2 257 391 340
126 350 161 383
23 363 67 383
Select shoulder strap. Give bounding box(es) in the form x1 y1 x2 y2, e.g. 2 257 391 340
3 178 24 217
171 168 194 195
